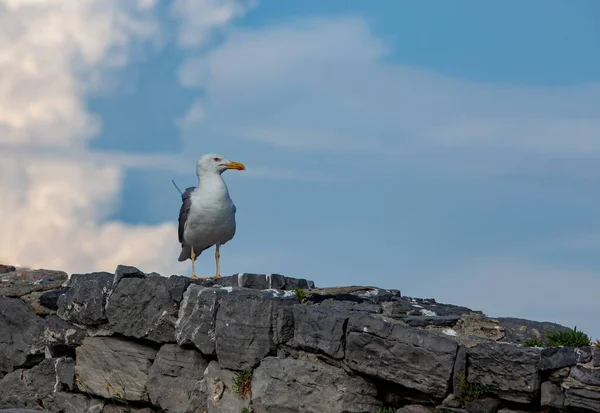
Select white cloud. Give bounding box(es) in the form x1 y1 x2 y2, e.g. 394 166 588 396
170 0 255 48
176 16 600 175
0 0 249 276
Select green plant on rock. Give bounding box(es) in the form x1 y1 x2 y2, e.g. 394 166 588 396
293 288 306 302
456 373 484 407
232 369 253 399
524 338 544 347
546 326 591 348
375 408 396 413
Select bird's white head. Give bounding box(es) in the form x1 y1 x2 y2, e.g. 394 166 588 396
196 153 246 177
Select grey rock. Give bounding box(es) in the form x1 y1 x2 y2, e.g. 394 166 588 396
54 391 105 413
467 342 541 403
0 410 49 413
252 355 381 413
388 296 475 318
106 277 179 343
565 388 600 413
443 393 462 408
307 286 395 304
55 357 75 391
397 405 433 413
176 285 230 355
594 346 600 368
404 315 460 327
213 273 314 290
539 346 593 370
319 298 382 314
496 317 570 345
204 361 250 413
345 314 457 398
290 305 347 358
0 358 57 410
0 265 16 274
165 275 192 302
465 398 502 413
57 272 114 325
453 346 468 397
0 269 67 298
103 405 157 413
43 315 86 355
215 288 296 370
75 336 157 401
540 381 564 407
569 365 600 386
113 264 146 286
39 287 70 310
0 297 45 375
147 344 208 413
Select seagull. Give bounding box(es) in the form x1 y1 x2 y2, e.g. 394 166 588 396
177 153 246 279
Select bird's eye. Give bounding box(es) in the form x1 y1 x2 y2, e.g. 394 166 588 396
213 157 221 162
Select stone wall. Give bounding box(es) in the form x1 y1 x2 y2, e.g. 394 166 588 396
0 264 598 413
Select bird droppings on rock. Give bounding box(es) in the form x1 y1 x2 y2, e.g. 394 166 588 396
0 264 598 413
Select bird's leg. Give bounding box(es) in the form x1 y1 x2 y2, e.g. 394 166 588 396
212 244 221 279
190 246 199 279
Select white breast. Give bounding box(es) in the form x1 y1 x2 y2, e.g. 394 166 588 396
183 175 237 247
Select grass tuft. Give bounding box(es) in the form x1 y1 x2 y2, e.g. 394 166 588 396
546 326 591 348
524 338 544 347
293 288 306 302
232 369 253 399
456 373 484 407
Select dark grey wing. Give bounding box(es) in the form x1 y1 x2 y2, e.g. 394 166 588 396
178 186 196 245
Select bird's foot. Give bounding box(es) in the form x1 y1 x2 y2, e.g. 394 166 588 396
211 273 222 280
190 274 209 280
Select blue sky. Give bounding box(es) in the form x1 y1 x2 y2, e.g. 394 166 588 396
2 0 599 340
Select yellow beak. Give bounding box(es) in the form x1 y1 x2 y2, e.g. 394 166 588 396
225 161 246 171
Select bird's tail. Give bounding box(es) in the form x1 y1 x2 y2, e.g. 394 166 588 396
178 245 192 262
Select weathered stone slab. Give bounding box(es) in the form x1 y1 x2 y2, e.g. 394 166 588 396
112 264 146 286
147 344 208 413
57 272 114 325
397 405 434 413
103 405 156 413
0 265 16 274
213 273 315 290
467 342 541 403
215 288 297 370
496 317 570 345
75 337 157 401
569 365 600 386
539 346 592 370
55 356 75 391
290 305 348 358
319 298 382 314
345 314 457 398
0 358 57 410
0 269 67 298
39 287 70 310
106 277 179 343
176 285 230 355
404 315 460 327
541 381 564 408
453 346 468 397
44 315 86 354
387 296 474 318
465 397 502 413
252 355 381 413
204 361 249 413
53 391 105 413
0 297 45 375
307 286 396 304
565 388 600 413
594 346 600 368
